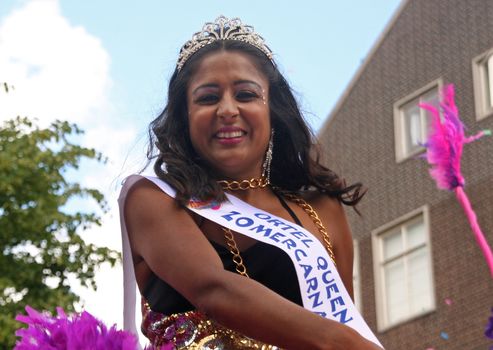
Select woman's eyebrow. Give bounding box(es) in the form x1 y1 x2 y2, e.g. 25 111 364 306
192 80 262 96
234 80 262 89
192 83 218 96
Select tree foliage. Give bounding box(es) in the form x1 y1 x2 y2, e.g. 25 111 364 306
0 115 119 348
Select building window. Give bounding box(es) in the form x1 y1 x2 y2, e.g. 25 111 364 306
353 240 362 312
393 80 442 162
372 207 435 330
472 48 493 120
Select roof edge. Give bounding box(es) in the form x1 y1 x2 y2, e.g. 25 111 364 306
317 0 409 137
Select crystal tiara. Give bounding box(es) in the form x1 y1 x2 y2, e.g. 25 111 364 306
176 16 274 71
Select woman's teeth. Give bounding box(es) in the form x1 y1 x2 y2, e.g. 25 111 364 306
216 131 244 139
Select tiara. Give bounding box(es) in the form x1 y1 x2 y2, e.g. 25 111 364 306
176 16 274 71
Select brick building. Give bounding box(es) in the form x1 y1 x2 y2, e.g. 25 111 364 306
318 1 493 349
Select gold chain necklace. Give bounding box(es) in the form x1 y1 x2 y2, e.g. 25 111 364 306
218 176 270 191
221 193 336 278
222 227 251 277
282 193 336 264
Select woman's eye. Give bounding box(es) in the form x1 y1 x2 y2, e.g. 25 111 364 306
195 94 219 104
236 91 258 101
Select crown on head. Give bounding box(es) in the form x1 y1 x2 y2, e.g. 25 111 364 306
176 16 274 71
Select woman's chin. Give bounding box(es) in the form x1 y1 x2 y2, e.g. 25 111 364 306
210 162 262 180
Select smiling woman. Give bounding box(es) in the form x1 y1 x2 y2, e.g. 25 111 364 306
187 51 271 180
119 16 383 350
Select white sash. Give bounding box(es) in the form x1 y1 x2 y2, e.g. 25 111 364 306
119 174 382 347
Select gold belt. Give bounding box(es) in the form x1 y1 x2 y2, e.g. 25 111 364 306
141 300 280 350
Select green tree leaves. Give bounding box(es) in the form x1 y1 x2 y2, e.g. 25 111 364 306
0 116 119 348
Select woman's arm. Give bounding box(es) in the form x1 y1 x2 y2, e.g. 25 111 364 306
124 179 380 350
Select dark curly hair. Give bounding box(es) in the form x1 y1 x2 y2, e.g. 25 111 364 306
147 39 365 207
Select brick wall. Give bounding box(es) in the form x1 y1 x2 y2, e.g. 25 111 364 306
319 0 493 348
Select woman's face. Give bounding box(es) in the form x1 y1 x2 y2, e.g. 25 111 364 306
186 50 271 180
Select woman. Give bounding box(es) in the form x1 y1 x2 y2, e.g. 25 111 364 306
119 16 383 349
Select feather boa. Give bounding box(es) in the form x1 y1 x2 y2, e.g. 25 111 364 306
15 306 139 350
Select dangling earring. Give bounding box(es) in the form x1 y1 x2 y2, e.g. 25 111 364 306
261 129 274 184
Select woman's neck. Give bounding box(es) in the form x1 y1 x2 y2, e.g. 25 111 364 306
218 172 271 204
225 186 273 206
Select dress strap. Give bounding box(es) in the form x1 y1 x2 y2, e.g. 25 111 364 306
272 190 303 227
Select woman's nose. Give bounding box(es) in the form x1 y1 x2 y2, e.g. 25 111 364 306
217 94 239 120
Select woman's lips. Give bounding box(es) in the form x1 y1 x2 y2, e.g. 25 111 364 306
214 128 246 145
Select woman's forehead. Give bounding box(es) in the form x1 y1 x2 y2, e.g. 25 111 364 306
188 51 268 87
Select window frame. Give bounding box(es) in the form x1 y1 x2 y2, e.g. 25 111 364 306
393 79 443 163
472 48 493 121
371 205 436 331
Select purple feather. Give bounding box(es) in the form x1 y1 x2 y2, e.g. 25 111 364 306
487 307 493 350
486 308 493 339
15 306 138 350
419 84 466 190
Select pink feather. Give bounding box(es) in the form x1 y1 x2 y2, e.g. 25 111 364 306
419 84 488 190
419 84 465 190
420 83 493 344
15 306 138 350
419 83 493 280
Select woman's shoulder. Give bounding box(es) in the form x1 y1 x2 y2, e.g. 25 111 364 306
121 174 176 201
298 190 350 241
122 175 203 230
299 189 343 216
121 175 180 220
126 176 170 199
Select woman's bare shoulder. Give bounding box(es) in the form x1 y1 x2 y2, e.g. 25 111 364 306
123 177 183 254
124 177 204 231
124 177 178 211
301 190 343 216
302 190 350 242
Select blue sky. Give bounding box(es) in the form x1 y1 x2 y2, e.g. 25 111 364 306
1 0 402 133
0 0 402 339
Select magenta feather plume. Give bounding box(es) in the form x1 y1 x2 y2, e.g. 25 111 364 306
15 306 138 350
419 84 465 190
419 84 488 190
420 84 493 345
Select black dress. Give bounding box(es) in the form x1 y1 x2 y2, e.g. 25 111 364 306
143 193 304 314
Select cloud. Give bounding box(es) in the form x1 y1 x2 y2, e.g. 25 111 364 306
0 0 113 126
0 0 143 184
0 0 141 335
